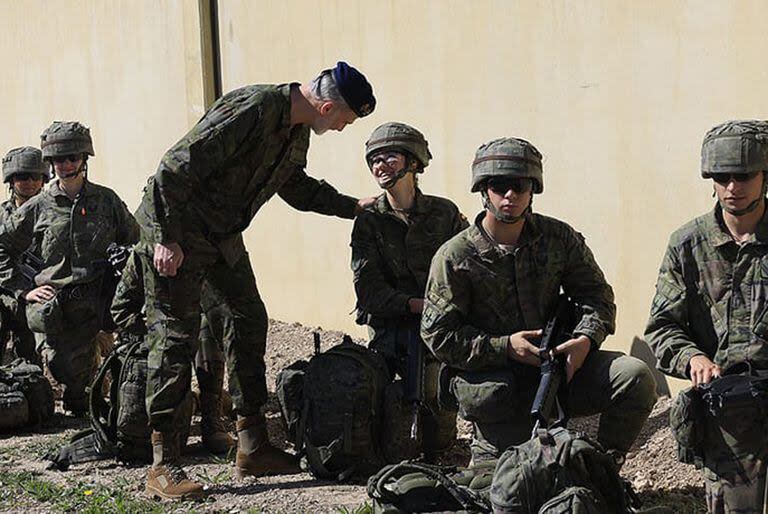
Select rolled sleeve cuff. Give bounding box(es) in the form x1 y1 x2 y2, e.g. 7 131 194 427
336 195 358 220
489 335 509 367
573 322 607 349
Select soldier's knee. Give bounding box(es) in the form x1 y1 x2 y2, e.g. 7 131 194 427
614 356 658 409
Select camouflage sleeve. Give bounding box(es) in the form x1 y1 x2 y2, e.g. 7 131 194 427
420 254 509 371
350 215 411 319
644 243 703 379
452 208 470 235
110 249 147 337
0 204 36 299
151 94 264 244
278 168 357 219
113 195 139 246
560 229 616 347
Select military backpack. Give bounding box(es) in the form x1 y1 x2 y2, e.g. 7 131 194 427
47 338 192 469
277 334 390 481
0 359 54 431
490 427 637 514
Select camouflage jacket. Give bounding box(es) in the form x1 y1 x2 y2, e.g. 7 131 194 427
134 83 358 266
0 199 16 222
421 213 616 371
645 204 768 379
351 190 468 327
0 180 138 298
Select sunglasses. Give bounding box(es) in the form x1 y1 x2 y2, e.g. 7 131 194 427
12 173 42 181
487 178 533 195
51 154 82 164
712 172 761 184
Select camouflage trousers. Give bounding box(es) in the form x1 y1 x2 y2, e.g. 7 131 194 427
33 297 101 413
700 395 768 513
449 350 657 462
136 243 268 432
0 295 39 366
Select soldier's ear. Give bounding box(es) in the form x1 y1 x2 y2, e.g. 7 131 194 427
318 101 334 116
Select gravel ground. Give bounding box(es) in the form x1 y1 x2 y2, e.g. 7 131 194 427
0 319 706 513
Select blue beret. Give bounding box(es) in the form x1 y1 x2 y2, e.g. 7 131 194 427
332 61 376 118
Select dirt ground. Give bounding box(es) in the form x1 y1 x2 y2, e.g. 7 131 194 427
0 319 706 513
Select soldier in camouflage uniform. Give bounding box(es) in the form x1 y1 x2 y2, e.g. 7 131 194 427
421 137 657 464
134 62 376 500
0 147 49 366
110 247 235 454
351 122 468 460
0 122 138 415
646 120 768 513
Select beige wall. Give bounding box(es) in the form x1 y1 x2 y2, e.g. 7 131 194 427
0 0 206 209
217 0 768 392
3 1 768 391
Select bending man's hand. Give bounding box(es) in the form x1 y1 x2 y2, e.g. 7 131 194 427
688 355 721 388
25 285 56 303
552 335 592 382
507 329 543 366
354 196 378 216
154 242 184 277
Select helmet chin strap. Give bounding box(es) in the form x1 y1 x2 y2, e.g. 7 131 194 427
377 158 419 190
481 190 531 224
58 161 86 180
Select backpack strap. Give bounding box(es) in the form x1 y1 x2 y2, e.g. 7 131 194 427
303 436 356 481
45 429 106 470
368 461 491 512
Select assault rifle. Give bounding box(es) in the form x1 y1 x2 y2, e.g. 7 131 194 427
402 321 425 444
530 295 578 437
19 246 44 286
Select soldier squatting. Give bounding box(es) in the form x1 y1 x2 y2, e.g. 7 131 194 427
0 62 766 513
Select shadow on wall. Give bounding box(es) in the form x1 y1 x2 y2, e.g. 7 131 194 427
630 336 671 398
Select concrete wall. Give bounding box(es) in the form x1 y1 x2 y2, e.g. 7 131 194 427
0 0 206 209
217 0 768 392
3 0 768 391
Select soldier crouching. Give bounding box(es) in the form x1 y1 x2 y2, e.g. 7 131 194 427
0 122 139 415
646 120 768 513
421 137 657 465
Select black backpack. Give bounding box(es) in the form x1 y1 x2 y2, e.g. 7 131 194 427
277 334 390 481
47 339 192 470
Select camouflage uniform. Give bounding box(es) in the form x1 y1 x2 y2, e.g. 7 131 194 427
646 120 768 513
110 246 228 414
0 180 138 411
352 189 468 455
0 199 38 365
134 83 360 431
422 213 657 461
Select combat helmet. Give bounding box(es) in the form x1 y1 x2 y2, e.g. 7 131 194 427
471 137 543 193
365 122 432 190
2 146 50 183
365 122 432 169
40 121 94 160
702 120 768 216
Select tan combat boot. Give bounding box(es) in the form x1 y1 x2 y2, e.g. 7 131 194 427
234 414 300 479
146 431 204 501
196 360 235 454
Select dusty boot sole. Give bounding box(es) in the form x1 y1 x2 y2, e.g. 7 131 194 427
145 484 204 501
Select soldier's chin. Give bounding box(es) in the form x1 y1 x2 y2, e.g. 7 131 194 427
311 125 329 136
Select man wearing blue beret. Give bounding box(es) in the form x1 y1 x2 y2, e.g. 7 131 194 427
132 62 376 500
